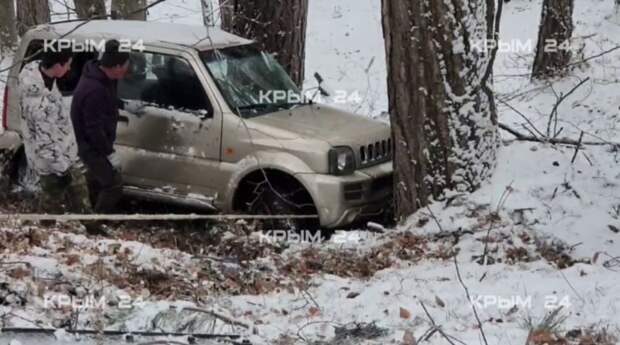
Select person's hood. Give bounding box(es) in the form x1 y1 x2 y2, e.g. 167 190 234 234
18 61 45 97
82 60 112 85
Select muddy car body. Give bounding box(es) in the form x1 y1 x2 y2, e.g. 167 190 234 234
0 20 393 228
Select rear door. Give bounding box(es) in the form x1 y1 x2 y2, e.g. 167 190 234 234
115 47 222 202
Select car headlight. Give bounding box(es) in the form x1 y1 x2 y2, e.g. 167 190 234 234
329 146 355 175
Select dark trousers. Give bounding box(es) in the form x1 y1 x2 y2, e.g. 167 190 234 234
82 155 122 214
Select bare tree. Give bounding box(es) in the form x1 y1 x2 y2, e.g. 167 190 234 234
382 0 501 220
16 0 50 36
532 0 574 79
0 0 17 51
111 0 147 20
220 0 308 87
75 0 106 19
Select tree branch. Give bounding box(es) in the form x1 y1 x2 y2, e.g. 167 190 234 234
454 255 489 345
499 122 619 146
546 77 590 138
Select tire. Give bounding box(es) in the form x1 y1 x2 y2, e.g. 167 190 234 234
243 177 319 232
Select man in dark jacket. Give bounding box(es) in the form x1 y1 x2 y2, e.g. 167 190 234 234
71 40 130 214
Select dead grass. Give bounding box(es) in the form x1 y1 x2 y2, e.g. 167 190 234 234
535 239 588 269
566 326 618 345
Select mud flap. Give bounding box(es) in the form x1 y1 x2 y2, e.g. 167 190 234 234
0 148 17 195
0 131 22 195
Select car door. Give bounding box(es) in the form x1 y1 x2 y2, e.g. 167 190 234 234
115 48 222 203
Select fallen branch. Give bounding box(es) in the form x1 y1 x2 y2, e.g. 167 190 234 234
0 327 243 340
418 301 464 345
547 78 590 138
169 305 251 331
0 213 317 222
454 255 489 345
496 97 546 139
568 44 620 67
496 44 620 79
499 122 617 146
571 131 585 163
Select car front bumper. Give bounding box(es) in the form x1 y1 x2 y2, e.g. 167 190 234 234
296 161 393 228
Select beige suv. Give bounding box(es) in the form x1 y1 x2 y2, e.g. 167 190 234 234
0 20 393 228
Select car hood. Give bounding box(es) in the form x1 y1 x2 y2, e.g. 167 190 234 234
248 104 391 147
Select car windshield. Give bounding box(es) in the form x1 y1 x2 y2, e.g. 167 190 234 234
201 45 306 117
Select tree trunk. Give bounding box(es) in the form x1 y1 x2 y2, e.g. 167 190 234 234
111 0 146 20
201 0 215 26
16 0 50 36
532 0 574 79
382 0 499 220
74 0 106 19
0 0 17 51
220 0 308 87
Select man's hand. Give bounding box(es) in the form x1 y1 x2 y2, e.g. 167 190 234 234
122 100 147 116
107 152 122 171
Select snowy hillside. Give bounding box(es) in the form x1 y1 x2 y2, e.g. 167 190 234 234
2 0 620 344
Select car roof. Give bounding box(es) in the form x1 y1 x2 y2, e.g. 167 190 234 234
26 20 253 50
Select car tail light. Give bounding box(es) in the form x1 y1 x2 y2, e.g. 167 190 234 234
2 86 8 130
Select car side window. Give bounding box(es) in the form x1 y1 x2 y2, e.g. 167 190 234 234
118 52 213 117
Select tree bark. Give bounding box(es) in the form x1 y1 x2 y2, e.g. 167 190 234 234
74 0 107 19
111 0 146 21
201 0 215 26
532 0 574 79
220 0 308 87
0 0 17 51
382 0 499 220
16 0 50 36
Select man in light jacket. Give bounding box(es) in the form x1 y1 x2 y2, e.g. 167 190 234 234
18 43 103 235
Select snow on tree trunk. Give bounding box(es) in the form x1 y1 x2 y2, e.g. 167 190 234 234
219 0 308 87
0 0 17 51
532 0 574 79
16 0 50 36
111 0 146 21
75 0 107 19
381 0 499 220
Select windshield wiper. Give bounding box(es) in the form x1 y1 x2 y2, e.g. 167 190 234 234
237 103 272 110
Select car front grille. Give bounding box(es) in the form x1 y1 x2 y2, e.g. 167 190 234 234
359 138 392 168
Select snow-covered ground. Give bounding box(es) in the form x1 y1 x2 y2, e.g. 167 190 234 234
2 0 620 344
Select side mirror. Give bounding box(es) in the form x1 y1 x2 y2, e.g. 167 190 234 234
314 72 324 84
314 73 331 97
190 109 211 120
